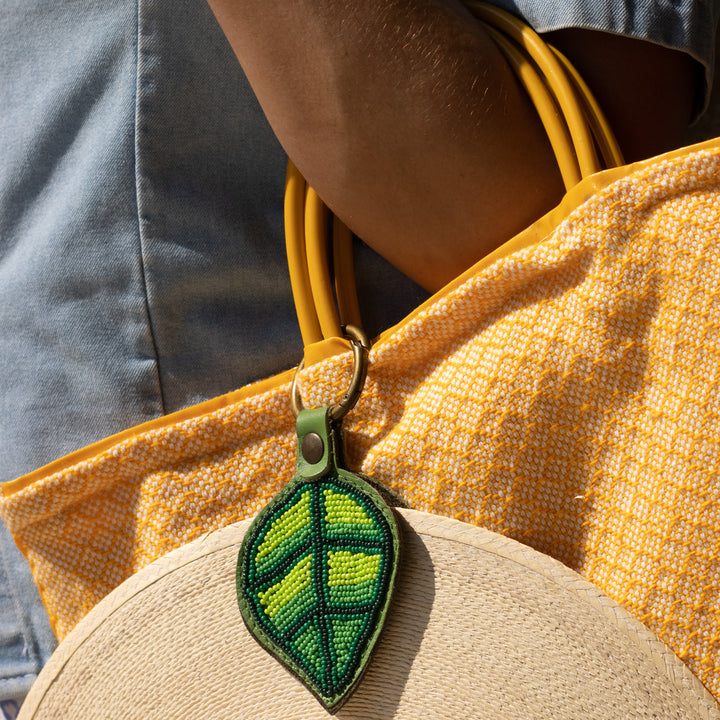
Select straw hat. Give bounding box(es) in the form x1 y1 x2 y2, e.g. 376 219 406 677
18 509 720 719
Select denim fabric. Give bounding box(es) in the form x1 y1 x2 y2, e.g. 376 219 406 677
0 0 716 702
0 523 55 702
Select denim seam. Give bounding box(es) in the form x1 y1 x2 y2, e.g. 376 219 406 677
133 0 167 415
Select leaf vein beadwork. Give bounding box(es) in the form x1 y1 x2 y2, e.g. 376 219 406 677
239 471 399 708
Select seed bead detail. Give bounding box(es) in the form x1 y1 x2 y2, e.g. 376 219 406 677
238 472 398 708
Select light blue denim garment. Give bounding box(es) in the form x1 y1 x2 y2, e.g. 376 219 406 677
0 0 425 700
0 522 56 702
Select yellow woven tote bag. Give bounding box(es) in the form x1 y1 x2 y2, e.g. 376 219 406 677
2 3 720 706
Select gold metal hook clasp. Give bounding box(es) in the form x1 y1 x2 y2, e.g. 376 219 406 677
290 325 370 422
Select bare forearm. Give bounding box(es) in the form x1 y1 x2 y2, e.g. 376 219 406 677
206 0 563 290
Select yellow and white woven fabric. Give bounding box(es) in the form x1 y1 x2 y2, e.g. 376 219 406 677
3 139 720 698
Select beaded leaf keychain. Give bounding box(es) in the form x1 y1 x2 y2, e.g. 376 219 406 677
236 327 401 712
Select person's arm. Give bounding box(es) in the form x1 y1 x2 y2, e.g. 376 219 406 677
205 0 697 291
205 0 563 291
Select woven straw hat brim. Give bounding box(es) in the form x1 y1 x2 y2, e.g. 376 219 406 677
19 509 720 719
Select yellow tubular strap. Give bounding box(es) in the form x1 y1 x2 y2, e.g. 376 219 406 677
304 184 343 340
333 218 362 329
468 2 601 177
286 2 622 348
285 161 323 346
550 46 624 168
483 24 581 190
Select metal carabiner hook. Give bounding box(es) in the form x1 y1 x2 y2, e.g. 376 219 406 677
290 325 370 422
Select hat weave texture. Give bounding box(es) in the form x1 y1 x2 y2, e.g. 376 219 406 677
18 511 720 719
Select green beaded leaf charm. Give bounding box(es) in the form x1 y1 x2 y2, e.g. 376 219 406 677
237 407 400 712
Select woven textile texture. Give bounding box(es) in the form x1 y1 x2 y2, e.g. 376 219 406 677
2 141 720 699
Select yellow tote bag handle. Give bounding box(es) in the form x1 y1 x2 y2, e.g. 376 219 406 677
286 2 624 348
